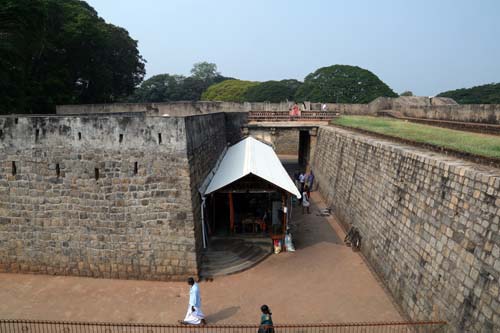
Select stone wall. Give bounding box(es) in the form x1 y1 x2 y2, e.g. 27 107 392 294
0 115 210 280
184 114 228 266
273 129 300 155
224 112 248 144
56 101 248 116
56 101 370 117
56 99 500 124
312 126 500 332
369 97 500 124
245 128 299 156
394 104 500 124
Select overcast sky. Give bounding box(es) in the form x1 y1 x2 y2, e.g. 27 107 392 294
86 0 500 96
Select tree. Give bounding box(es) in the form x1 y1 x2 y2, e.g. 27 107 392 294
0 0 145 114
128 74 186 102
190 62 220 82
437 83 500 104
294 65 397 103
244 79 302 102
201 80 259 102
400 91 414 96
126 62 233 102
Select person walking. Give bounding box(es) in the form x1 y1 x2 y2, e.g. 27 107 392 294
179 277 206 325
307 170 315 192
258 305 274 333
302 186 310 214
298 172 305 194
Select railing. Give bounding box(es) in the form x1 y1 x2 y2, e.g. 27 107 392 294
0 320 448 333
248 111 340 122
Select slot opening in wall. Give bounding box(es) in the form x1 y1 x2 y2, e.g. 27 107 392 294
35 129 39 142
119 134 123 143
78 132 82 140
12 161 17 176
0 129 3 139
94 168 99 181
56 163 60 177
134 162 138 175
158 133 162 144
14 118 18 124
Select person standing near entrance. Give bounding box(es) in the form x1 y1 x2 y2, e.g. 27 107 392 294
302 186 310 214
179 277 206 325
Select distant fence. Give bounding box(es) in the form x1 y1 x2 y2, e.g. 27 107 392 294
0 319 448 333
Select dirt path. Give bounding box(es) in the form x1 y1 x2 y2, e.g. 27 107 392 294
0 192 402 324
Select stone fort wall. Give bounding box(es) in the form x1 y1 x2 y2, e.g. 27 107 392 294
55 101 371 117
57 99 500 125
0 113 229 280
312 126 500 332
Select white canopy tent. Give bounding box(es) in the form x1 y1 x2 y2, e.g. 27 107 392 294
199 136 301 248
204 136 301 198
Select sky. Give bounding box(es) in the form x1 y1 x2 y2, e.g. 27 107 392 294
86 0 500 96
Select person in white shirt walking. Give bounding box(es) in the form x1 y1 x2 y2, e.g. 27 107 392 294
179 277 206 325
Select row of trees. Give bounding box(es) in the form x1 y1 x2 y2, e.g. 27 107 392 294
147 64 397 104
124 63 398 104
437 83 500 104
0 0 145 114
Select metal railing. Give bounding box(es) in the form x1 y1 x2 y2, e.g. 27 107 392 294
0 319 448 333
248 111 340 122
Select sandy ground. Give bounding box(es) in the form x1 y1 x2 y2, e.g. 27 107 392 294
0 192 403 324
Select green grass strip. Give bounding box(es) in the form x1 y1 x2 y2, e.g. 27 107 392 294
332 116 500 159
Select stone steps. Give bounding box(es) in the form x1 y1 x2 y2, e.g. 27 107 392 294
199 238 272 278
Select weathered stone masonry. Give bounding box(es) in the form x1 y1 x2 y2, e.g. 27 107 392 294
184 113 228 264
0 114 229 280
312 126 500 332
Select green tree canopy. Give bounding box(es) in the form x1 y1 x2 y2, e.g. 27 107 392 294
126 62 232 102
0 0 145 114
128 74 186 102
201 80 259 102
244 79 302 102
400 91 414 96
294 65 397 103
437 83 500 104
190 62 220 81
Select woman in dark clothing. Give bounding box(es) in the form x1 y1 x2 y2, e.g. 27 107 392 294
258 305 274 333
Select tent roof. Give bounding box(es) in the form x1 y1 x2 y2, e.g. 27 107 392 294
204 137 301 198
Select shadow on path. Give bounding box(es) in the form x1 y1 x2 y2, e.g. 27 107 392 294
206 306 240 323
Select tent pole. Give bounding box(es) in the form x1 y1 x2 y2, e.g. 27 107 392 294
282 192 287 236
229 193 235 233
201 196 207 249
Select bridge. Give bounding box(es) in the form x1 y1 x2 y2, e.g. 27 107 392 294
244 110 340 168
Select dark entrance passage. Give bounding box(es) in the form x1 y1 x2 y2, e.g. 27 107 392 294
298 130 311 167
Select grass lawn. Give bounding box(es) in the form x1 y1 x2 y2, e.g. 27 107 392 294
332 116 500 159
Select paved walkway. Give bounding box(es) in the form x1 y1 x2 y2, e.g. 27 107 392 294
0 193 403 324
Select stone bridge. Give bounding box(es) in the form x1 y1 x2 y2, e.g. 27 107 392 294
243 121 323 168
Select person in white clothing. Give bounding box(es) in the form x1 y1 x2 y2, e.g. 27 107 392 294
298 172 306 195
180 277 206 325
302 186 310 214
